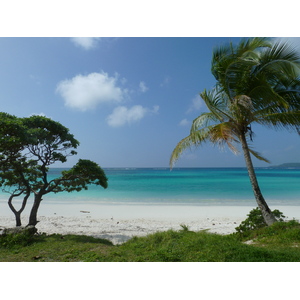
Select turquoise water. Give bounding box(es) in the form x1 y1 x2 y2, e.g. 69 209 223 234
16 167 299 206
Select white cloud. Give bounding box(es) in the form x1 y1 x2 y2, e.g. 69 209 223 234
30 112 47 117
179 118 190 126
139 81 149 93
152 105 159 114
186 95 203 113
70 37 101 50
107 105 159 127
107 105 146 127
120 77 127 85
56 72 126 111
160 75 171 87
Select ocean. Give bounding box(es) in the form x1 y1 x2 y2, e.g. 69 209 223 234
16 167 299 206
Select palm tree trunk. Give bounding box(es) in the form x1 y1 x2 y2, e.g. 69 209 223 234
239 133 277 225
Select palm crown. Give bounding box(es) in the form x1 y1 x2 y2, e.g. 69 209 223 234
170 37 300 168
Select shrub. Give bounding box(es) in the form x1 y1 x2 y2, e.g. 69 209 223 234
235 207 286 236
0 227 39 248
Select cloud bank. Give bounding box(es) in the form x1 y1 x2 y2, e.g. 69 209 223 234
57 71 158 127
56 72 126 111
70 37 101 50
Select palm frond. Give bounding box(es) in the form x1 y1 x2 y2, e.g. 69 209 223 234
255 41 300 80
273 76 300 110
199 88 232 121
209 123 240 154
248 147 270 163
191 112 219 132
170 129 211 168
249 83 290 111
255 111 300 131
237 37 271 56
212 38 272 97
264 41 300 65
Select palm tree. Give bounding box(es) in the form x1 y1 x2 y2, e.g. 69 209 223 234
170 38 300 225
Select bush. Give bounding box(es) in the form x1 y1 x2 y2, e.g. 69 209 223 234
0 227 39 248
235 207 286 236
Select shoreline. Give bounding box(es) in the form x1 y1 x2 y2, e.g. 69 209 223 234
1 203 300 244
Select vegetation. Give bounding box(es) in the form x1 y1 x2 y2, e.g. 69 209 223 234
235 207 286 237
170 37 300 225
0 205 298 262
0 113 108 227
1 219 300 262
1 38 300 262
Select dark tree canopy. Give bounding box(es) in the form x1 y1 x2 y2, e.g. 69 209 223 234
0 113 108 227
23 115 80 164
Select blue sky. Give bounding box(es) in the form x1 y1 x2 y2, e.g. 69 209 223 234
0 37 299 168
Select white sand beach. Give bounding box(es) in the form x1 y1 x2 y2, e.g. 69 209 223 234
1 202 299 244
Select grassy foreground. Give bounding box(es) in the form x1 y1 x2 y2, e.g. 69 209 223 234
1 220 300 262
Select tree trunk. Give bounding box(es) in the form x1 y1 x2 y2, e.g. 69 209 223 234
239 133 277 225
27 194 42 226
15 212 22 227
8 192 30 227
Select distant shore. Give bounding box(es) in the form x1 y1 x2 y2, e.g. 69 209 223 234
1 202 300 244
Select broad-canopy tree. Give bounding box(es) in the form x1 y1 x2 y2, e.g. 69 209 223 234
170 37 300 225
0 113 108 227
0 113 32 226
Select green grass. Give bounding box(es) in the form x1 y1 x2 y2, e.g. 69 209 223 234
0 233 114 262
234 219 300 248
1 221 300 262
